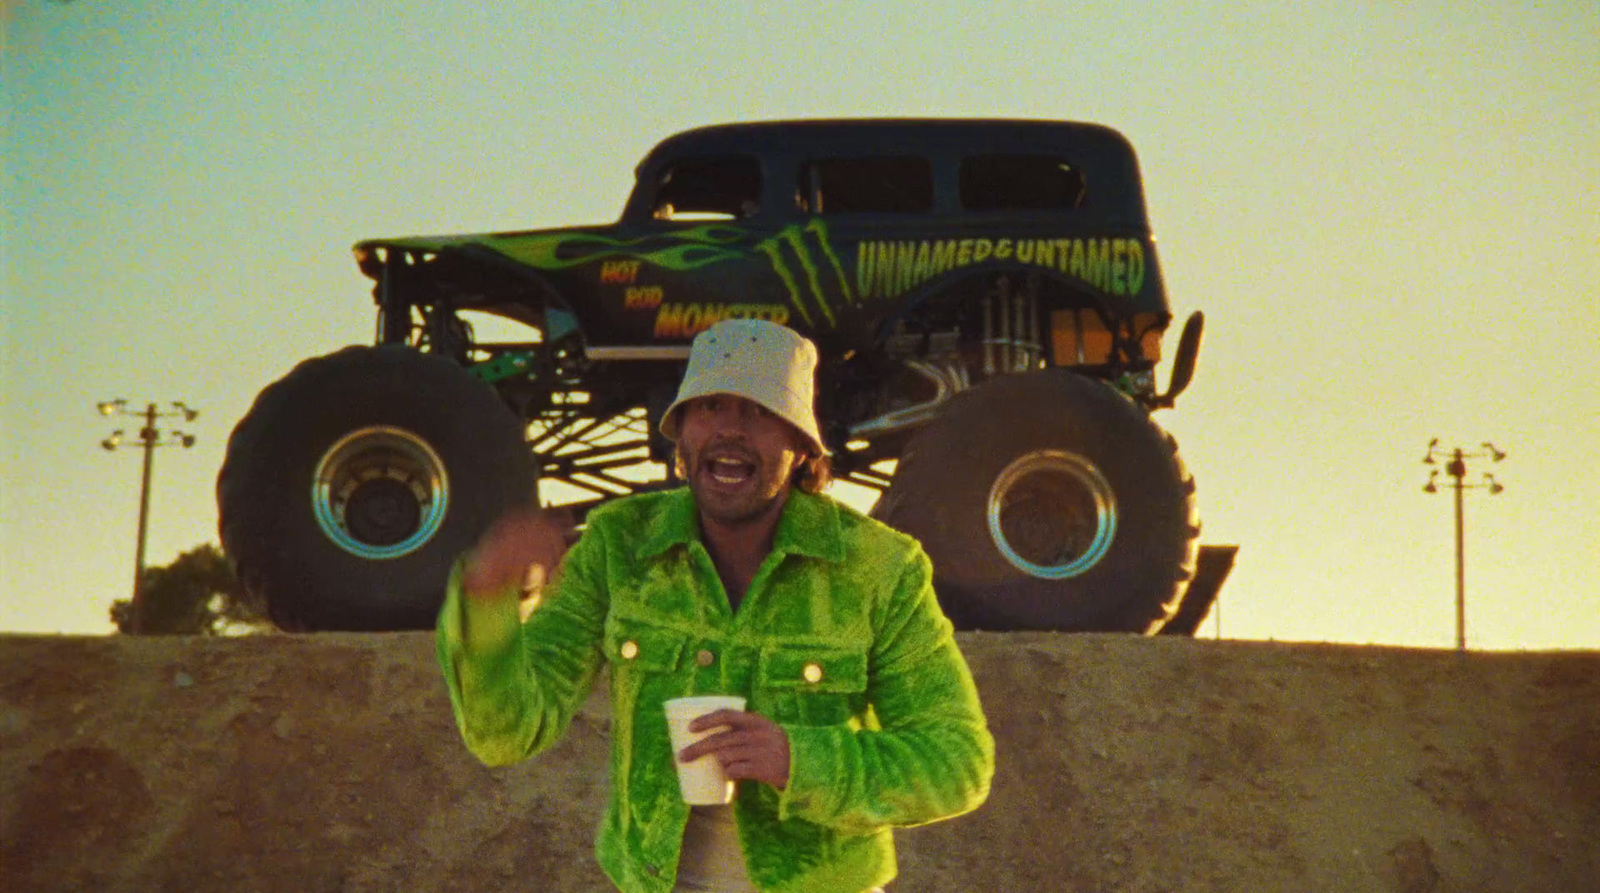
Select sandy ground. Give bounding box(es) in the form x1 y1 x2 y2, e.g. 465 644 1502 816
2 632 1596 892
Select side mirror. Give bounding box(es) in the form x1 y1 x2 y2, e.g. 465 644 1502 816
1154 311 1204 409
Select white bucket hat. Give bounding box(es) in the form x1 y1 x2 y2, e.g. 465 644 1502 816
660 319 828 455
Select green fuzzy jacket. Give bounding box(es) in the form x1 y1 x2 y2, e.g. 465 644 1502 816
437 488 994 893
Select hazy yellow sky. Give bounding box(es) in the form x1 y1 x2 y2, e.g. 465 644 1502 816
3 1 1596 648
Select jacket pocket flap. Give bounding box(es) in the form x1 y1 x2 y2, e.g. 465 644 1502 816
759 646 867 693
606 617 687 672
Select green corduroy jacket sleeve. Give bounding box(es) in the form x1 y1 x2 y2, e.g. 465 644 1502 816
435 530 609 767
775 542 994 835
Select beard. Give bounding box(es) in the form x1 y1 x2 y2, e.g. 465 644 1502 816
677 439 793 528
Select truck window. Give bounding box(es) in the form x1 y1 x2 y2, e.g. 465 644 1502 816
800 156 933 214
651 156 761 220
960 155 1085 211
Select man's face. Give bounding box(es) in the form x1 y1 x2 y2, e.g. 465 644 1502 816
676 394 808 528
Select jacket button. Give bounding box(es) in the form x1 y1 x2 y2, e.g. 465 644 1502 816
803 662 824 683
696 649 715 667
620 640 639 660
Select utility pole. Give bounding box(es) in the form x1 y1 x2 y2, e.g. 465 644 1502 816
1422 439 1506 651
99 399 199 634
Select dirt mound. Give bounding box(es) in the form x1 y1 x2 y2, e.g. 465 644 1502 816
2 632 1595 892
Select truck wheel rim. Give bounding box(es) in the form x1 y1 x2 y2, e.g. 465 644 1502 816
312 426 449 560
987 449 1116 579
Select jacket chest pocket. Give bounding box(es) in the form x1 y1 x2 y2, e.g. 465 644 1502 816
757 645 868 727
605 616 689 698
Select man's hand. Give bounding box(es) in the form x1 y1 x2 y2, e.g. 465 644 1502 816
461 507 578 600
678 709 791 790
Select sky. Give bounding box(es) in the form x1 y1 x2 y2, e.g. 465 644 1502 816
3 1 1596 649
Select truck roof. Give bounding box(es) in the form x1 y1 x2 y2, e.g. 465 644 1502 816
630 118 1150 226
638 118 1138 165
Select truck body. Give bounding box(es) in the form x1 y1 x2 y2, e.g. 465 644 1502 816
219 119 1230 632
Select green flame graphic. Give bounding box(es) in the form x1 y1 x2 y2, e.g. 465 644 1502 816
486 224 750 271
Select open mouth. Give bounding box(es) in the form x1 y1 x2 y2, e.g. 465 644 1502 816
705 455 756 486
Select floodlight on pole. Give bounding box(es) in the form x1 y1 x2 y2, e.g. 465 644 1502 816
1421 439 1507 651
98 400 200 634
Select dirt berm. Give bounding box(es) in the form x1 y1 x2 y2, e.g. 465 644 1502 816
2 632 1595 892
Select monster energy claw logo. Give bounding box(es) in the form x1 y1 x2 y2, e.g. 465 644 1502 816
753 219 853 328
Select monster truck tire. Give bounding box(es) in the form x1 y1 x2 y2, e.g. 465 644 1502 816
873 370 1198 632
217 345 535 631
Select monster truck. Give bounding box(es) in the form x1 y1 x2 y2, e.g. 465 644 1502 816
218 119 1235 633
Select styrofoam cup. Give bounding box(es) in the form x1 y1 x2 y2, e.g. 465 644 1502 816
663 695 747 805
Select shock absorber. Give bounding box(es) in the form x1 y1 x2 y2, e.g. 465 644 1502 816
982 293 995 377
983 277 1042 374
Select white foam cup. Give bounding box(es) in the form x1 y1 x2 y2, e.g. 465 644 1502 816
663 695 747 805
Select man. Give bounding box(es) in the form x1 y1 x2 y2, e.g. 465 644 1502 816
438 319 993 892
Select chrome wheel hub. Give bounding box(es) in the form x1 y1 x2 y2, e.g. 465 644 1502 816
312 426 449 560
987 449 1116 579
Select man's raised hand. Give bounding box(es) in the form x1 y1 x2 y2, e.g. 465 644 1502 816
461 507 578 600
